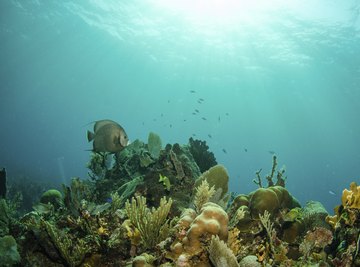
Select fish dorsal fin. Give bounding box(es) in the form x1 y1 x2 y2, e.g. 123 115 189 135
94 119 120 132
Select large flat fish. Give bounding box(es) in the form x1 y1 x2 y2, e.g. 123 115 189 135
87 120 129 153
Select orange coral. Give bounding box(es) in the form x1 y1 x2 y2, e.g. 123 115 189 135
341 182 360 209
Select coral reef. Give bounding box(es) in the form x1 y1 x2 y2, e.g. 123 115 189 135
325 182 360 266
3 134 360 266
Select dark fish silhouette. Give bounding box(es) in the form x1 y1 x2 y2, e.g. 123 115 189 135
218 116 221 122
201 117 207 120
225 112 229 116
199 98 204 101
244 148 248 152
192 133 196 136
208 134 212 138
190 90 196 93
192 112 197 115
87 120 129 153
195 109 199 113
222 148 227 154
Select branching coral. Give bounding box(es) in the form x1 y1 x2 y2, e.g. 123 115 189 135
259 210 275 254
253 155 287 188
125 196 173 250
194 180 215 213
208 235 239 267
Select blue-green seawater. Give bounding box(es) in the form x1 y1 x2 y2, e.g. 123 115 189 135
1 0 359 212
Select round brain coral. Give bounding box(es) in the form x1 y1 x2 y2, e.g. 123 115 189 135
249 186 300 219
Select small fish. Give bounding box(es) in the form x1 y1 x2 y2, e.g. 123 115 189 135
268 151 276 155
244 148 248 152
190 90 196 93
197 100 202 104
192 112 197 115
199 98 204 101
225 112 229 116
183 119 187 122
192 134 196 136
222 148 227 154
201 117 207 120
218 116 221 122
208 134 212 138
169 124 172 128
168 100 170 103
195 109 199 113
329 190 336 196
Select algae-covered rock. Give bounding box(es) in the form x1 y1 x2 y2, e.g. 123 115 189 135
148 132 162 159
0 235 20 266
302 200 330 230
40 189 63 208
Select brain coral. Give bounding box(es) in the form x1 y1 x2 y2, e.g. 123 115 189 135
249 186 300 218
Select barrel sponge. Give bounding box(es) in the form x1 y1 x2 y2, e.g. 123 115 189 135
183 202 228 256
341 182 360 209
194 165 229 200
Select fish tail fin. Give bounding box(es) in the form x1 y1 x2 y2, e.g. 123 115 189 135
87 130 95 142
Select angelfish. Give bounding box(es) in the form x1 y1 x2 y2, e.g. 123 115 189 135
87 119 129 153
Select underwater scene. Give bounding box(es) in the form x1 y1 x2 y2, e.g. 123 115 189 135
1 0 360 266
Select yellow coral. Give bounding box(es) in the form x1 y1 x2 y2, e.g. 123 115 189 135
341 182 360 209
